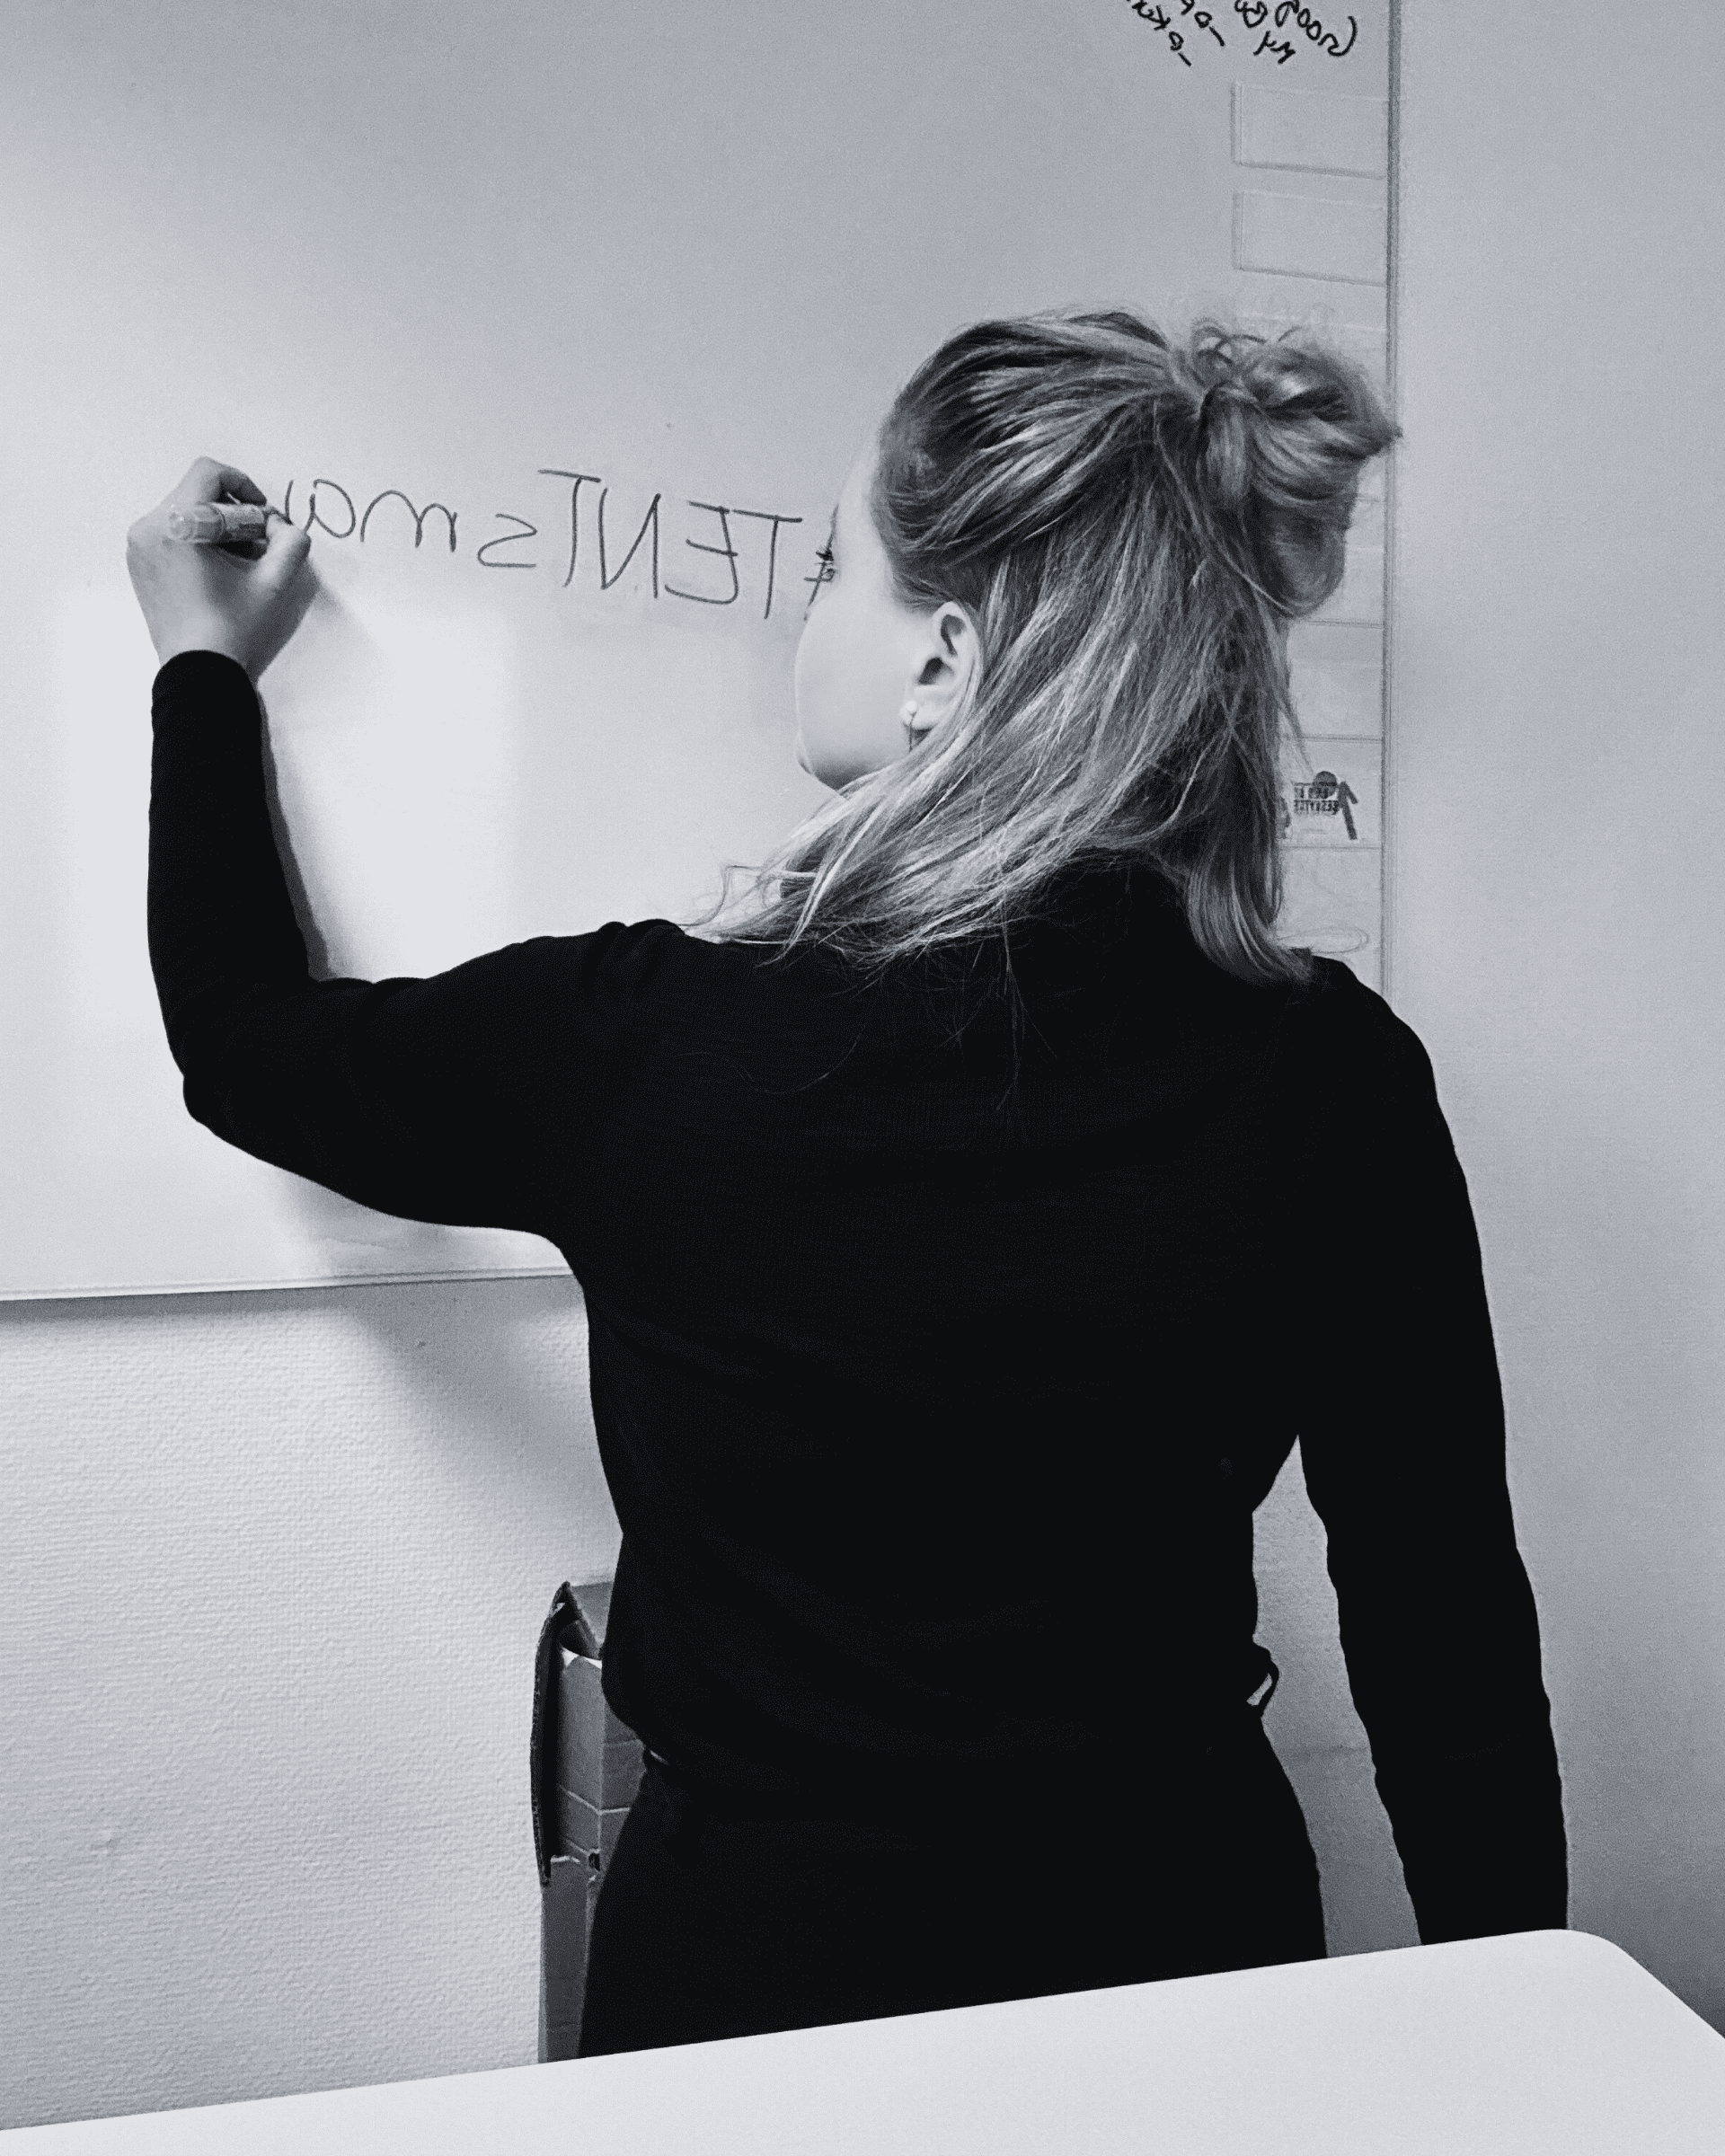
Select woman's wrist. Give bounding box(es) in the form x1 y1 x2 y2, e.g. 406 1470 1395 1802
154 625 256 677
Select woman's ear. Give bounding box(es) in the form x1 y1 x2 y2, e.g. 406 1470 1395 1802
908 601 979 729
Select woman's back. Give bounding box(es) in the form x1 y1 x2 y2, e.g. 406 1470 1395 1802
571 867 1306 1799
149 740 1490 1818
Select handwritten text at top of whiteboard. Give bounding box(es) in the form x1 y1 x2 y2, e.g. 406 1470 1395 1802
279 471 809 623
1127 0 1359 70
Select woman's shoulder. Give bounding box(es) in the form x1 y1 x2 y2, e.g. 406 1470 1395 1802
1278 955 1445 1104
492 916 823 1021
491 916 736 996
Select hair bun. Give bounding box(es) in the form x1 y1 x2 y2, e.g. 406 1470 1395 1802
1185 323 1397 615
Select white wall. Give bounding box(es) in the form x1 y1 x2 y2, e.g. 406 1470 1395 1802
1386 0 1725 2030
0 1281 618 2128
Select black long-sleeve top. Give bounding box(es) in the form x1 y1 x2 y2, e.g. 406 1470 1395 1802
148 650 1566 1942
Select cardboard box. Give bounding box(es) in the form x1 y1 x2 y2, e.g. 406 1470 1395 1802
531 1577 642 2063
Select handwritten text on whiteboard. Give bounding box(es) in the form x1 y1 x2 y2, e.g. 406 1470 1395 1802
279 469 809 623
1126 0 1359 70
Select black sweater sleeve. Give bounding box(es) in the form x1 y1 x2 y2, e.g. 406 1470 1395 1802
1288 982 1568 1943
146 649 604 1239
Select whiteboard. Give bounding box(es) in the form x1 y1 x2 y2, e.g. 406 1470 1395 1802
0 0 1391 1299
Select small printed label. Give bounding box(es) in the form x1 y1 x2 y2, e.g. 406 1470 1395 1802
1289 767 1360 839
1279 737 1379 849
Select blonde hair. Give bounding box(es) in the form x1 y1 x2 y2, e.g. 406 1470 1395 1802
689 307 1398 988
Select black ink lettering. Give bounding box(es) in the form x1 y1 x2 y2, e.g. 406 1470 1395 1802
282 479 295 526
730 508 802 619
476 513 539 570
1235 1 1268 28
359 490 458 552
665 499 740 605
306 478 357 540
597 489 661 596
538 469 602 589
1273 0 1349 40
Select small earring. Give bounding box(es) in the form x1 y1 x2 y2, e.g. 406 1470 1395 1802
902 700 920 753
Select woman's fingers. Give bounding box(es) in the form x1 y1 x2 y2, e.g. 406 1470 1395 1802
254 510 312 596
127 465 312 674
174 457 266 508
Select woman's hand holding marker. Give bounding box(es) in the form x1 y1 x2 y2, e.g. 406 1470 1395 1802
127 457 312 679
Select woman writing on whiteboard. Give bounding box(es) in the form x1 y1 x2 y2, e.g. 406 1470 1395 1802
128 309 1567 2054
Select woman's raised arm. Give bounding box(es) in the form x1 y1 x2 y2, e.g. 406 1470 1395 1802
146 649 611 1240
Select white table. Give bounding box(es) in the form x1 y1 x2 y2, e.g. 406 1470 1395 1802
6 1931 1722 2154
